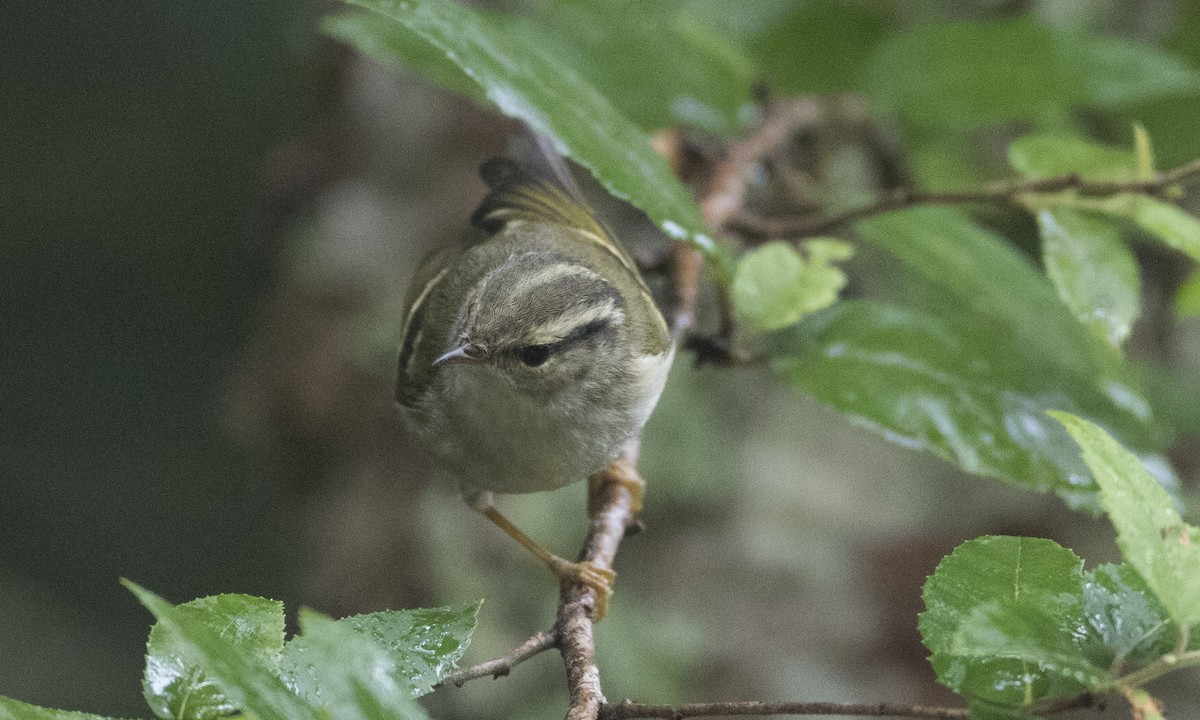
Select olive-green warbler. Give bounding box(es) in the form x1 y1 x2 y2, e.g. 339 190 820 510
394 147 673 617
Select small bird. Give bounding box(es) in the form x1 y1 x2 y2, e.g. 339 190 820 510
395 142 673 618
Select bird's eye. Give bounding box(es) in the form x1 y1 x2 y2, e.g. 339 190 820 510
516 344 552 367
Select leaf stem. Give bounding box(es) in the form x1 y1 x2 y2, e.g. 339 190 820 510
1108 649 1200 690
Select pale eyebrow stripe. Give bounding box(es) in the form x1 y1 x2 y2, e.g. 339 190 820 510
397 265 450 373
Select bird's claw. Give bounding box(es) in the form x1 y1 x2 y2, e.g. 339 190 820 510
551 557 616 620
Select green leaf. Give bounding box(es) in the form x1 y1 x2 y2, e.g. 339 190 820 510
1052 414 1200 629
143 594 286 720
1009 134 1135 181
0 697 130 720
124 581 319 720
967 702 1045 720
510 0 754 136
323 12 484 103
1081 563 1175 669
862 19 1200 132
280 609 430 720
1128 198 1200 262
952 599 1107 693
1035 208 1140 348
920 536 1098 706
280 603 479 699
748 0 889 95
773 297 1161 509
1176 269 1200 318
330 0 726 276
773 207 1160 509
731 240 851 332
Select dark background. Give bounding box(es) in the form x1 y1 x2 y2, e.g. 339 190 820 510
2 2 304 711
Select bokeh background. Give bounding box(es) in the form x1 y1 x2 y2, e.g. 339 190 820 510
4 1 1199 719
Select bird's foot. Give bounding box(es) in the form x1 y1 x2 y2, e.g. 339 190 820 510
549 556 616 620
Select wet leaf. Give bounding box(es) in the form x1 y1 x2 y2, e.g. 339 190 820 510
772 208 1162 509
773 296 1164 509
329 0 725 275
0 697 130 720
124 581 318 720
509 0 755 135
920 537 1098 706
967 702 1046 720
1035 208 1140 348
280 610 430 720
1052 414 1200 629
280 603 479 700
143 594 285 720
1081 563 1175 669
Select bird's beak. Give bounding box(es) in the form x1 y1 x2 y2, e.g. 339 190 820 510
433 343 485 366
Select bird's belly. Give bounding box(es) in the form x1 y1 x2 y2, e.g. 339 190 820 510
430 373 629 495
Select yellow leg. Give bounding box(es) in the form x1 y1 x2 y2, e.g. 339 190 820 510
587 456 645 518
480 506 616 620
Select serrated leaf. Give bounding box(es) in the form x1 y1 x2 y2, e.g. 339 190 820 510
1052 414 1200 629
281 603 479 700
280 610 429 720
732 241 850 332
920 536 1098 706
124 581 319 720
1081 563 1175 669
921 537 1083 657
862 19 1200 132
143 594 285 720
330 0 726 276
1176 269 1200 318
1009 135 1135 182
1035 208 1140 348
0 697 131 720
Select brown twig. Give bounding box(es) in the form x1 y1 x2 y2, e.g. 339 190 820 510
435 630 557 688
701 98 825 230
560 444 644 720
600 700 971 719
728 156 1200 240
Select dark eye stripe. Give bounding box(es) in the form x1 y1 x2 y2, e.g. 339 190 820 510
560 318 611 346
513 318 613 367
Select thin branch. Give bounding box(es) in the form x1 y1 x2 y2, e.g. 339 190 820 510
701 98 826 230
727 157 1200 240
600 700 971 719
560 443 644 720
435 630 557 688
